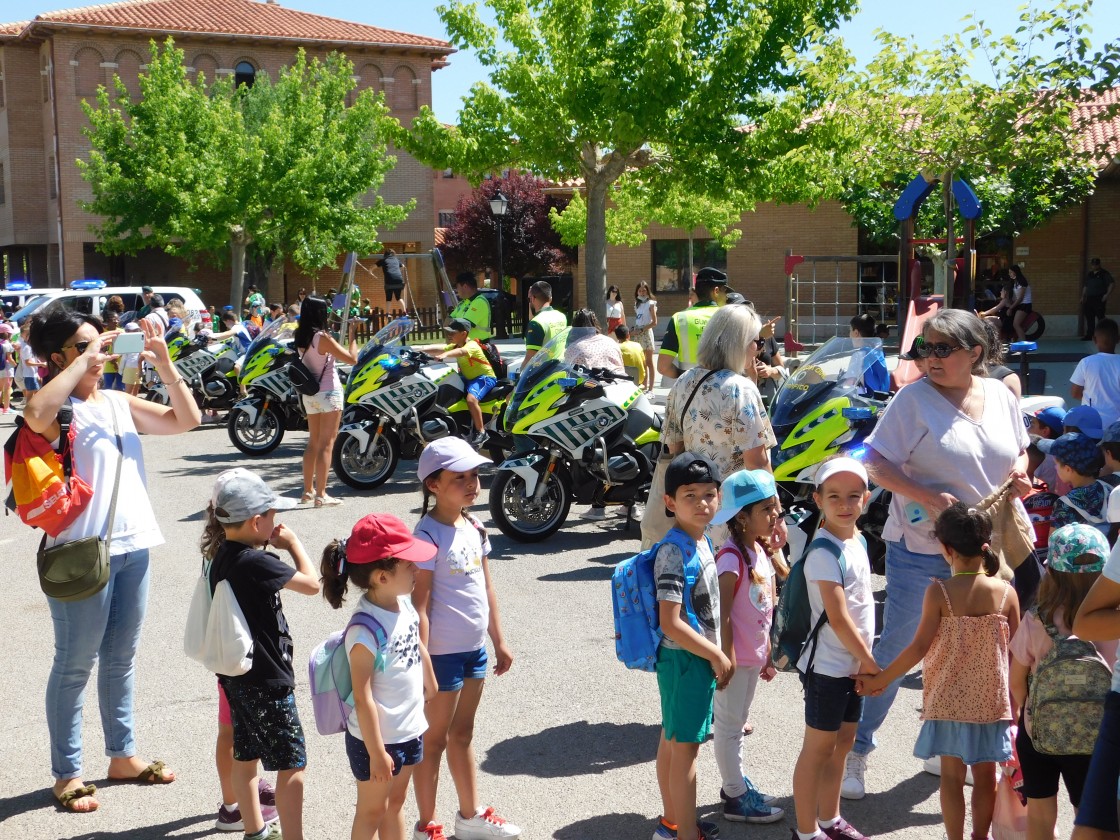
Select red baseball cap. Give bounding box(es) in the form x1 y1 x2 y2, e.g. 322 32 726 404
346 514 437 565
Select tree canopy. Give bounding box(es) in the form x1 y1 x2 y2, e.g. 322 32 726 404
79 39 412 308
403 0 858 314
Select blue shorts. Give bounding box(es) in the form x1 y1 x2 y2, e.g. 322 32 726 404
430 647 488 692
802 671 864 733
22 376 39 393
466 376 497 401
1074 691 1120 832
345 731 423 781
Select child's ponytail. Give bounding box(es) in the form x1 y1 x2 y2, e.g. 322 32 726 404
933 502 997 574
727 513 765 586
320 538 350 609
199 502 225 562
981 544 1001 577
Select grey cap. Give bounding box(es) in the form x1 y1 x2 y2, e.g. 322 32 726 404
211 468 296 523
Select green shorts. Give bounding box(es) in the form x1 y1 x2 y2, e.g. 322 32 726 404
656 645 716 743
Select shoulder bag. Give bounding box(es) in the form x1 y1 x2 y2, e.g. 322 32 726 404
289 333 328 397
640 368 720 548
36 396 123 602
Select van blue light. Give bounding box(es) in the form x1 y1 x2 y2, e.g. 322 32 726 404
69 279 107 290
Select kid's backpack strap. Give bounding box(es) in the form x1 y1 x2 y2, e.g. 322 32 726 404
715 543 748 598
800 536 847 677
346 611 388 652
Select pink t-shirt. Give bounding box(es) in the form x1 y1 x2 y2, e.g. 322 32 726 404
1010 607 1117 735
715 538 774 668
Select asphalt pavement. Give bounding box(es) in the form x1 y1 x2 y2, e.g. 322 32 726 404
0 384 1078 840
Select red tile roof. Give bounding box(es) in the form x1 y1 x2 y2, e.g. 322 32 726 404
2 0 452 55
1074 88 1120 168
0 21 27 35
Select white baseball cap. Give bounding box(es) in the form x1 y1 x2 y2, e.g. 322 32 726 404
814 456 869 488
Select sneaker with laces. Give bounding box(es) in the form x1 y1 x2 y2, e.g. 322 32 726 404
257 778 276 807
840 752 868 800
414 822 447 840
630 502 646 522
721 786 784 823
580 506 608 521
454 807 521 839
214 801 279 832
820 817 869 840
245 823 282 840
467 430 489 450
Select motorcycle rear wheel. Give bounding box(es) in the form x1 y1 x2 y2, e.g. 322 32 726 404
228 405 284 455
489 468 571 542
332 430 400 489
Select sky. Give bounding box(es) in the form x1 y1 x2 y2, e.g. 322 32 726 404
3 0 1119 123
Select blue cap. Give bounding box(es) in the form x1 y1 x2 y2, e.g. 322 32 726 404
1028 405 1066 437
168 317 183 330
222 305 235 311
1038 432 1105 476
1048 524 1109 573
712 469 778 525
1065 405 1104 440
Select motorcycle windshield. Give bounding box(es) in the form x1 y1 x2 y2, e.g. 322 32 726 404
770 337 886 428
506 326 599 427
242 316 289 358
355 317 414 364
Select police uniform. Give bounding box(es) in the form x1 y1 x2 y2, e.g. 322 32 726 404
449 294 492 342
524 305 567 353
658 300 719 373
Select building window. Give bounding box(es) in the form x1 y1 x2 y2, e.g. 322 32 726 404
438 211 456 227
74 48 104 98
49 156 57 199
234 61 256 88
651 239 727 293
0 164 5 205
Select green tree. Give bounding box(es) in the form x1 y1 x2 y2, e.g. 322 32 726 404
79 39 413 309
836 1 1120 304
403 0 858 315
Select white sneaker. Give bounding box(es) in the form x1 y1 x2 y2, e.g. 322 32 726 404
840 752 868 800
413 822 447 840
580 506 607 521
630 502 645 522
454 807 521 839
923 756 980 785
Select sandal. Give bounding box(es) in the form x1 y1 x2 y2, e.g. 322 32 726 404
109 759 176 784
315 494 343 507
298 493 315 507
55 783 99 812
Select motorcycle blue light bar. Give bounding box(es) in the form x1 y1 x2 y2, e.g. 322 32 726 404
69 278 107 290
558 377 579 388
1009 341 1037 354
846 444 869 460
378 357 401 369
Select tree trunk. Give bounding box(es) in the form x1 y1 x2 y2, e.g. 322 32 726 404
229 225 251 313
584 177 610 321
688 231 695 288
942 172 955 309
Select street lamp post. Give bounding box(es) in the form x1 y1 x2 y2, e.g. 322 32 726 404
489 190 509 338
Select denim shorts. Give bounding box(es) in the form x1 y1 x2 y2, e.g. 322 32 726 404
466 376 497 401
803 671 864 733
302 389 343 415
430 647 488 692
345 731 423 781
221 681 307 772
1074 691 1120 832
22 376 39 392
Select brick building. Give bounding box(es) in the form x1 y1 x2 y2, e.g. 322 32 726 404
0 0 453 309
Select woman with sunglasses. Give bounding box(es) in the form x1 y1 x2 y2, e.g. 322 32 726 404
23 303 200 814
839 309 1032 802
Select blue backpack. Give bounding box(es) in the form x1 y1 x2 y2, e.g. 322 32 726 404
612 529 706 672
770 534 861 673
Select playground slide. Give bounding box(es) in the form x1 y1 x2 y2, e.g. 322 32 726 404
891 294 943 391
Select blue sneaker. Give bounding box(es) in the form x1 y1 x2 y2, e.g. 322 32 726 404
721 787 785 824
719 776 778 806
652 817 721 839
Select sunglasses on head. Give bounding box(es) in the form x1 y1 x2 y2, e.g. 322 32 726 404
916 342 967 359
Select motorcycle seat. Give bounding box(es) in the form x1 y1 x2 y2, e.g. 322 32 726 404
488 380 516 401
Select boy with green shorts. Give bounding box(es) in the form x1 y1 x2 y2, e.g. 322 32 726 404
653 452 730 840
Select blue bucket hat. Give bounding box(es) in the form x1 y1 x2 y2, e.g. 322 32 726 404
1064 405 1104 440
1048 523 1110 573
1038 432 1105 476
712 469 778 525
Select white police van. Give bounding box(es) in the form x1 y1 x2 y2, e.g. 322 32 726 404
10 280 209 329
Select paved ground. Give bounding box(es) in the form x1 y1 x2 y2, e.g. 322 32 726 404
0 338 1086 840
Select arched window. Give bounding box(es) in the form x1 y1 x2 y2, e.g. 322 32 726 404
114 49 142 100
392 65 417 112
192 53 218 85
234 61 256 88
73 47 104 98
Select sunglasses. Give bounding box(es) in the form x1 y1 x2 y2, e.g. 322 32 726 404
916 342 967 359
61 340 92 354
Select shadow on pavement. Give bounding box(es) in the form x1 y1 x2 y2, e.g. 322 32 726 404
849 769 942 834
552 811 655 839
538 565 615 582
482 720 660 777
0 788 212 840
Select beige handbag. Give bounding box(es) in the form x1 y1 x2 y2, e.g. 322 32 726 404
36 399 122 602
975 475 1036 579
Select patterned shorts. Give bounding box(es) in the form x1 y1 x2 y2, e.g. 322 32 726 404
635 327 654 352
221 681 307 772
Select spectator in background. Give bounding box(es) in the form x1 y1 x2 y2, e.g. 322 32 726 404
605 285 625 334
612 324 646 387
15 321 42 400
0 322 15 414
103 295 125 320
376 248 405 303
1082 258 1115 340
143 294 169 332
521 281 567 371
631 281 658 393
1071 318 1120 428
564 310 624 375
268 302 284 322
136 286 155 319
849 314 889 396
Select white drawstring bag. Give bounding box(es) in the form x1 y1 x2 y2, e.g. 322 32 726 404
183 559 254 676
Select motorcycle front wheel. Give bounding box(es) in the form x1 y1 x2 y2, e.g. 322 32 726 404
228 405 284 455
488 468 572 542
332 430 400 489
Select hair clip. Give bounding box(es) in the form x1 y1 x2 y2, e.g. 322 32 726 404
337 537 348 575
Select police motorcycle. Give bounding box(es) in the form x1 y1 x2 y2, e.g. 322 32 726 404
770 336 892 571
146 327 240 412
331 317 516 490
488 326 661 542
226 318 309 454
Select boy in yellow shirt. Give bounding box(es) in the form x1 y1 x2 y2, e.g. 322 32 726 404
420 318 496 449
613 324 647 388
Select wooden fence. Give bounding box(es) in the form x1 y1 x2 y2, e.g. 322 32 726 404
348 305 524 343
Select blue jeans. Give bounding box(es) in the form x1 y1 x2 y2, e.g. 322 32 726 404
46 549 151 779
852 538 948 757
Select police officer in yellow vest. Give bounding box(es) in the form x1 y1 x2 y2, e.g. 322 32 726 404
656 267 732 381
449 272 493 342
521 280 567 371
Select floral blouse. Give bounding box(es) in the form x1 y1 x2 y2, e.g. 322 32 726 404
663 366 777 482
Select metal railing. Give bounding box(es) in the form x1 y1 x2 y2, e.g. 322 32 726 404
785 253 899 347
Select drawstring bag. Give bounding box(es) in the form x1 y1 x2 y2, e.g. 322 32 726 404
184 557 254 676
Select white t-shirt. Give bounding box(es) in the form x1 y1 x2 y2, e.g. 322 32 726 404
1071 353 1120 429
13 338 38 380
45 392 163 555
607 300 623 320
634 299 657 329
1100 545 1120 693
799 529 874 679
344 595 427 744
413 514 491 656
0 339 14 379
866 376 1029 556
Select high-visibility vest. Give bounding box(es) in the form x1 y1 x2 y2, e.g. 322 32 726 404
670 303 718 370
450 294 492 342
527 306 567 350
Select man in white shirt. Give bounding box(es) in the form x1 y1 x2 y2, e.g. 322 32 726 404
1071 318 1120 428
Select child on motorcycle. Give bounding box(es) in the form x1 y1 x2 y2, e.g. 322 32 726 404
418 318 497 450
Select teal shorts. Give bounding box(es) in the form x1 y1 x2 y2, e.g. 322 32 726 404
656 645 716 743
